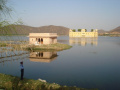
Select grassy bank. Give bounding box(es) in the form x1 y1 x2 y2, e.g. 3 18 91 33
0 73 98 90
0 43 7 47
0 43 72 51
26 43 72 51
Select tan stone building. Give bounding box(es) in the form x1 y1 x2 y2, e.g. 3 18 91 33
29 33 57 45
69 29 98 37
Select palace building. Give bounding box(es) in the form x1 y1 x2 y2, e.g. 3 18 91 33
29 33 57 45
69 29 98 37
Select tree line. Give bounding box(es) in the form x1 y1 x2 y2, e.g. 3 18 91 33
72 29 94 32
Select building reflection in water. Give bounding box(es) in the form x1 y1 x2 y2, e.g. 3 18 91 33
69 37 98 46
29 51 58 63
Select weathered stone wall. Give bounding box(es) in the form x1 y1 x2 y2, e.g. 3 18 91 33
29 33 57 45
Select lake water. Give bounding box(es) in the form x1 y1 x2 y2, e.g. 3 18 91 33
0 36 120 90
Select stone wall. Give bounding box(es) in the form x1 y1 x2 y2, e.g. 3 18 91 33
69 29 98 37
29 33 57 45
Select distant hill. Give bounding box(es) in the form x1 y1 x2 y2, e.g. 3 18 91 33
109 26 120 33
1 25 70 35
98 26 120 35
2 25 120 36
98 29 107 34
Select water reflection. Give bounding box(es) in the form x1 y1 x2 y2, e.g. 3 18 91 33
20 61 24 80
0 51 29 66
69 37 98 46
29 51 58 63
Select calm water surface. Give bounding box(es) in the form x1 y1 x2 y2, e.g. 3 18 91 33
0 36 120 90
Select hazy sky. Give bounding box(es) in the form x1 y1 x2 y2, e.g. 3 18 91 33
8 0 120 31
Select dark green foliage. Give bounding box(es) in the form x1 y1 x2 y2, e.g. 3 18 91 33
78 29 81 32
72 29 76 32
41 84 47 89
0 43 7 47
91 29 94 32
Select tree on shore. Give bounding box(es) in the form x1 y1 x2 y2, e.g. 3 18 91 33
0 0 23 34
0 0 12 21
0 0 12 35
91 29 94 32
0 0 27 58
72 29 76 32
78 29 81 32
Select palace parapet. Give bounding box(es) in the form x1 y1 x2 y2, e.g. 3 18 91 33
69 29 98 37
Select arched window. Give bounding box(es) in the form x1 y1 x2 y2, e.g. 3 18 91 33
38 38 40 42
41 38 43 44
41 52 43 57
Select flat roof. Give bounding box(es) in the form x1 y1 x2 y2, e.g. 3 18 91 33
29 33 57 38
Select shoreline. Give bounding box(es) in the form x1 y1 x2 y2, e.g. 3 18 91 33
0 43 72 52
26 43 72 51
0 73 98 90
99 34 120 37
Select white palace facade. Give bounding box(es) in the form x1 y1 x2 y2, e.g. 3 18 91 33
69 29 98 37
